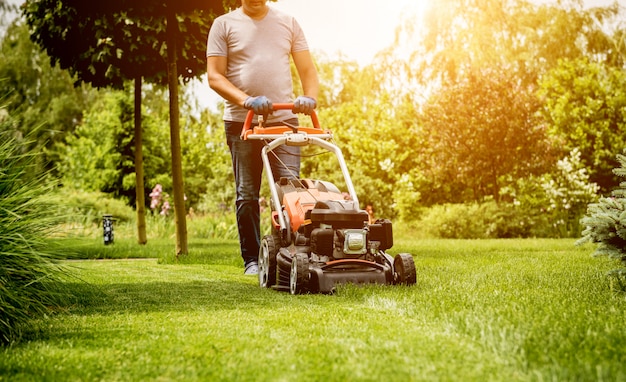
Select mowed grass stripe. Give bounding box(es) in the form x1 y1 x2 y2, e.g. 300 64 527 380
0 239 624 382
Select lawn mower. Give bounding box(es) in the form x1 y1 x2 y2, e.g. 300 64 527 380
241 103 416 294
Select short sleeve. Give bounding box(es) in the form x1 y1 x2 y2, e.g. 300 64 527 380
291 18 309 53
207 18 228 58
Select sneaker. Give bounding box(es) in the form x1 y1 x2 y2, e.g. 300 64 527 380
244 261 259 275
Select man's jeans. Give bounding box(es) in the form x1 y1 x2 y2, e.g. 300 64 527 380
224 119 300 266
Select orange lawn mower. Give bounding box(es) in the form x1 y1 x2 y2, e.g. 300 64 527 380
241 103 417 294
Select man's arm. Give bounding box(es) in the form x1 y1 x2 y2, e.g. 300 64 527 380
292 50 319 101
206 56 248 107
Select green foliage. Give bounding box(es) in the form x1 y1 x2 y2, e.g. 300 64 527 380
56 84 233 213
418 66 554 204
391 169 425 223
49 186 239 250
403 0 622 88
21 0 238 88
382 0 624 208
187 214 238 241
53 187 136 226
55 87 170 206
539 58 626 192
578 152 626 282
537 149 600 236
0 21 97 174
502 148 600 238
416 149 600 239
181 105 234 214
0 128 69 344
56 92 130 194
318 102 397 218
416 201 532 239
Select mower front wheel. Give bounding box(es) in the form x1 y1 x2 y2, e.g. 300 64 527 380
394 253 416 285
259 234 279 288
290 253 310 295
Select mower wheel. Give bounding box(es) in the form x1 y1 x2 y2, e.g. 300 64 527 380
394 253 416 285
259 234 279 288
290 253 310 295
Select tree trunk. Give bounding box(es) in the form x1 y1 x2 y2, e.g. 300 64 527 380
166 8 188 257
134 75 148 245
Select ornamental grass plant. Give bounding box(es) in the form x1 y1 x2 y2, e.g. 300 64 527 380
0 131 71 344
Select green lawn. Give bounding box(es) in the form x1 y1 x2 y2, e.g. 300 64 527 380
0 238 624 381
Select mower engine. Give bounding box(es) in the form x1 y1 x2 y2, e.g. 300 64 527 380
264 178 414 294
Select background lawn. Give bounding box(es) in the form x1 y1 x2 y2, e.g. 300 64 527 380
0 238 624 381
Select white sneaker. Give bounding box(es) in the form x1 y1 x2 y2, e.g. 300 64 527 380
244 262 259 275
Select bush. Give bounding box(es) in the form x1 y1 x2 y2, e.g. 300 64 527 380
577 152 626 284
0 132 70 344
56 187 136 224
499 149 600 238
187 213 239 240
415 201 534 239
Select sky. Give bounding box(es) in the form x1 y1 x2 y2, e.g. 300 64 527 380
271 0 429 65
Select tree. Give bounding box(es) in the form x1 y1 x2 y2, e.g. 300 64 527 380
539 58 626 193
55 83 234 214
366 0 625 205
55 89 174 204
577 151 626 281
417 66 554 204
400 0 622 88
0 21 97 174
22 0 238 255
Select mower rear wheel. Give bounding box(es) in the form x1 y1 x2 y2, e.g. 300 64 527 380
394 253 416 285
290 253 309 295
259 234 279 288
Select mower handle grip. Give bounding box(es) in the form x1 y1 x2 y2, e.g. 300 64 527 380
241 103 321 138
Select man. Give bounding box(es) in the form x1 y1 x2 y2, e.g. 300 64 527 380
206 0 319 275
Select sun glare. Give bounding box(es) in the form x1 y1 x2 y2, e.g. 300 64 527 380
271 0 430 65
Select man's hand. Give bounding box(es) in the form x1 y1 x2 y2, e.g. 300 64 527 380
293 96 317 115
243 96 272 115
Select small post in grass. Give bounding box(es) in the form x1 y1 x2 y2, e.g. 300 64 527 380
103 214 114 245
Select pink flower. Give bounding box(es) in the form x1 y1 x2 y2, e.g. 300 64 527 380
160 201 171 216
149 184 163 211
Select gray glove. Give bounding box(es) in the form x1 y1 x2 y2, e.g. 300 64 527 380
293 96 317 115
244 96 273 115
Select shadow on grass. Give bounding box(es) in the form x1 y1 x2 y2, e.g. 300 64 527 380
21 276 280 342
53 257 278 313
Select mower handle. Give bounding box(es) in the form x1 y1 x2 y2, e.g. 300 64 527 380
241 103 321 138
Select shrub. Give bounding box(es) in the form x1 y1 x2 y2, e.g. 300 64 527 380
59 188 136 224
500 149 600 238
416 201 533 239
0 132 70 344
577 152 626 285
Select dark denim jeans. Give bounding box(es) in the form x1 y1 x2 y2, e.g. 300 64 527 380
224 119 300 266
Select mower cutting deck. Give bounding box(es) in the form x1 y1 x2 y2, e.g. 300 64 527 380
242 104 416 294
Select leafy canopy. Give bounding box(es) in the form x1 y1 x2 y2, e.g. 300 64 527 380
22 0 237 88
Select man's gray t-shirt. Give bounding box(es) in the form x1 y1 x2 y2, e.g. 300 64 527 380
207 7 310 123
